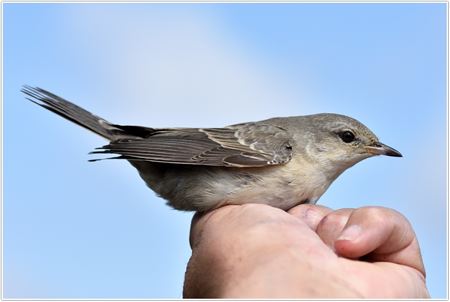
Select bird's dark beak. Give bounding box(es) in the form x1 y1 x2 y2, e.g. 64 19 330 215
365 142 403 157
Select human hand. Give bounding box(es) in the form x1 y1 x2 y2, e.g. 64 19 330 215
183 204 429 298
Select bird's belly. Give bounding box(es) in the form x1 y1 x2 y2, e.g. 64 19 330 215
224 174 324 210
225 185 311 210
131 160 328 212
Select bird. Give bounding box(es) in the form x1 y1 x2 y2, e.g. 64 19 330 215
22 86 402 212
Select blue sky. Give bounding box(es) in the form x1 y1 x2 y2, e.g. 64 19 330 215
4 3 447 298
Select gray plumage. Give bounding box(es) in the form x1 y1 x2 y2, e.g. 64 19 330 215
22 86 402 212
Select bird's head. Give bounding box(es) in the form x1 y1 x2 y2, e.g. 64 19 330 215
301 113 402 177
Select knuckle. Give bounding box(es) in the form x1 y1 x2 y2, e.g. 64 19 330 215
318 209 351 229
360 206 388 223
358 206 407 225
288 203 316 216
365 205 399 215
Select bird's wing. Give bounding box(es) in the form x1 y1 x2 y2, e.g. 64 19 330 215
91 123 293 167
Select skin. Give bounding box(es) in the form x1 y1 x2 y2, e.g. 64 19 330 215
183 204 429 298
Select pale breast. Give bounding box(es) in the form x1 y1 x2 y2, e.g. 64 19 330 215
221 156 331 210
131 155 331 212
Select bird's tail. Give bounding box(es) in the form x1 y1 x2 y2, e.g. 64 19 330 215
22 86 118 140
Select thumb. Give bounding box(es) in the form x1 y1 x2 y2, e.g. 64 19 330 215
334 206 425 277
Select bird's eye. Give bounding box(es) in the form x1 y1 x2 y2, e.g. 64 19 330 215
338 131 356 143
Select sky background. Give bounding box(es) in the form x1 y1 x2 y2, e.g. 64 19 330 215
3 3 447 299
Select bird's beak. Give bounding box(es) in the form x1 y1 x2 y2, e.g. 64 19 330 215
365 142 403 157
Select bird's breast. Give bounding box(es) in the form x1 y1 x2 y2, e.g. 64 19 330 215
132 156 332 212
222 156 331 210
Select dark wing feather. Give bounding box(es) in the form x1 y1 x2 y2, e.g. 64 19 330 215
91 123 293 167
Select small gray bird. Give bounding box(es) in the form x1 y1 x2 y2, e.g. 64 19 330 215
22 86 402 212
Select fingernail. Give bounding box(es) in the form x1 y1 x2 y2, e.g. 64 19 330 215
337 224 362 241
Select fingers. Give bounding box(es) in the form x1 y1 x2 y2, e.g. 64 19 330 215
288 204 351 249
290 205 425 278
333 207 425 277
315 208 354 249
288 204 333 230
